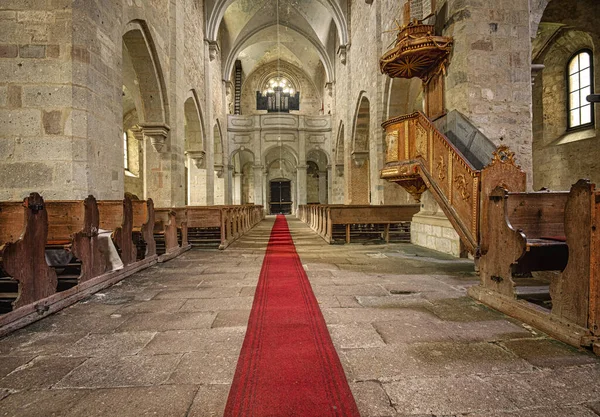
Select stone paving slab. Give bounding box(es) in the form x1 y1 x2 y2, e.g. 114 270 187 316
54 354 182 388
187 383 231 417
0 216 599 416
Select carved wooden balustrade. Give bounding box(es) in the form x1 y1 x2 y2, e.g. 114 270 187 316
380 111 526 256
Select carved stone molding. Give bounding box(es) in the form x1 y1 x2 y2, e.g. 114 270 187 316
351 150 369 167
338 45 347 65
207 40 219 61
531 64 545 85
214 163 224 178
186 150 206 169
141 123 170 153
129 126 144 141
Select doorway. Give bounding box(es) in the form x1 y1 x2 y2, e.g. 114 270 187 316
270 180 292 214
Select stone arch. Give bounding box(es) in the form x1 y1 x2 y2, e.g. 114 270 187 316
349 93 370 205
184 92 207 205
213 120 225 204
206 0 349 48
223 22 334 83
333 121 345 203
122 20 169 126
231 148 256 204
306 148 329 204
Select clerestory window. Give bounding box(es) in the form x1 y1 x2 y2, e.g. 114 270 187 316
567 50 594 129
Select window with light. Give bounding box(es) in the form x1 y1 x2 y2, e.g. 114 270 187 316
567 50 594 129
123 131 129 170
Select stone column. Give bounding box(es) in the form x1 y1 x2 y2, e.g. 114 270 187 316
253 165 265 208
319 170 327 204
232 172 242 204
296 165 308 207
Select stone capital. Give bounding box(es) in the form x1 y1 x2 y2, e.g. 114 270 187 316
207 40 219 61
185 150 206 168
351 150 369 167
140 123 170 153
337 44 348 65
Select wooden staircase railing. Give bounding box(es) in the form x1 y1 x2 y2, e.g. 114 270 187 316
380 111 526 256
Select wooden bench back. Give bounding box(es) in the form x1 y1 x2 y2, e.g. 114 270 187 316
45 201 86 242
97 200 125 231
185 206 222 228
154 208 175 232
131 200 150 229
328 205 420 224
0 201 26 245
506 192 569 239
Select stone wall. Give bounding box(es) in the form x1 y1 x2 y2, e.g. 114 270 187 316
531 0 600 191
0 0 216 207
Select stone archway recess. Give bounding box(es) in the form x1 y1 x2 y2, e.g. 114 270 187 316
350 94 371 205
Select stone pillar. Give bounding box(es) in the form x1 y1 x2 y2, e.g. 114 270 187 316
203 39 215 204
296 165 308 207
327 165 333 204
232 172 242 204
253 165 265 208
444 0 533 187
141 123 172 207
319 170 327 204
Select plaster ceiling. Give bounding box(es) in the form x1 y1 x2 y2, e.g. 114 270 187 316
218 0 343 85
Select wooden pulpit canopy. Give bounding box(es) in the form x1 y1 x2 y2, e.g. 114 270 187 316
379 22 453 83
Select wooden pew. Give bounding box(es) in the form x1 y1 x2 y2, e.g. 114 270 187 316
298 204 420 244
131 198 156 261
478 187 569 297
45 196 106 288
97 198 136 266
154 208 191 262
186 206 229 249
0 193 57 313
172 207 191 249
186 205 263 250
472 180 600 351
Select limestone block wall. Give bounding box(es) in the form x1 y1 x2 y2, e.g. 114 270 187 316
0 0 222 207
410 192 462 257
441 0 534 186
531 0 600 191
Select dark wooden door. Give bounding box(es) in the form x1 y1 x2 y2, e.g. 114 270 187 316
270 180 292 214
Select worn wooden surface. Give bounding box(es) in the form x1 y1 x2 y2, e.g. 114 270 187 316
132 199 156 258
155 209 180 254
1 194 57 309
99 198 136 266
552 180 593 328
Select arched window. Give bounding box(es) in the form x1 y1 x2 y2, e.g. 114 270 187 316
256 76 300 112
567 50 594 129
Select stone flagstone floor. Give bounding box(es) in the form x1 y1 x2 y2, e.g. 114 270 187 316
0 216 599 416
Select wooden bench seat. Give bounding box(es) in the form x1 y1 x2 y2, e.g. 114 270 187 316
473 180 600 352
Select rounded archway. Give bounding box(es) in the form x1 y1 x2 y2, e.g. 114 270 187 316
350 94 371 205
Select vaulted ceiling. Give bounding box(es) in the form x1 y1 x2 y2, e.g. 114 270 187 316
206 0 349 88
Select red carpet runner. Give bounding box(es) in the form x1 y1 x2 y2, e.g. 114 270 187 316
224 215 361 417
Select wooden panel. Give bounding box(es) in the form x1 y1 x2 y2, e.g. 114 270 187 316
591 192 600 335
0 202 26 244
97 201 124 230
328 205 420 224
506 192 568 238
552 180 593 327
425 72 444 119
2 193 57 309
72 196 106 282
131 201 149 228
186 207 222 228
46 201 85 241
